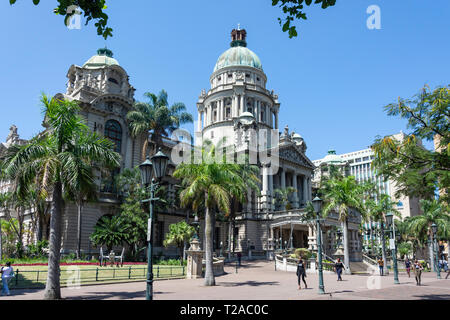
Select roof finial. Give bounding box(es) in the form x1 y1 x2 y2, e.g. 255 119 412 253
238 23 241 30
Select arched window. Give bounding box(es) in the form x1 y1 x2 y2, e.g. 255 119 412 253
104 120 122 153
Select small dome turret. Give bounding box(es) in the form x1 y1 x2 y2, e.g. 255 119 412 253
83 48 119 69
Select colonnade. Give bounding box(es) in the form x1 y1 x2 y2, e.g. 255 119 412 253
198 94 279 131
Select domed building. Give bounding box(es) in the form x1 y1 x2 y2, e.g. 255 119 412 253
1 30 363 266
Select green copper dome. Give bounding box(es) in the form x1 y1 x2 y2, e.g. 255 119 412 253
214 46 263 72
83 48 119 69
323 150 344 164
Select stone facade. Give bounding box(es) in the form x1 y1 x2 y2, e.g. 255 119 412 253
1 31 364 262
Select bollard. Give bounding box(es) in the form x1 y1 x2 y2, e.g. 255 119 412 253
113 268 115 279
95 268 99 281
235 259 238 273
128 266 132 279
157 266 160 278
15 269 19 286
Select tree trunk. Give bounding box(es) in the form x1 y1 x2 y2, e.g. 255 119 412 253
342 219 351 274
228 219 232 260
76 203 82 260
36 210 43 242
380 223 388 275
0 218 2 261
428 236 435 271
204 205 215 286
44 181 63 300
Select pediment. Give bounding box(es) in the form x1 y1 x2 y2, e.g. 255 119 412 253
278 144 315 169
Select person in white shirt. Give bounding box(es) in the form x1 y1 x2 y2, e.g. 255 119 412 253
1 262 14 296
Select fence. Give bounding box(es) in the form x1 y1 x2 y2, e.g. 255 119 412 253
9 265 186 289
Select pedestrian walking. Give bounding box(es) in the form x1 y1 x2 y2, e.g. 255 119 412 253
1 262 14 296
296 258 307 290
413 259 423 286
442 260 449 279
377 257 384 276
405 258 411 278
334 258 344 281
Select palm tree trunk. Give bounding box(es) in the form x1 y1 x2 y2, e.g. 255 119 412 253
380 223 388 275
342 219 351 274
428 235 435 271
76 203 82 260
228 219 232 260
204 204 215 286
44 181 63 300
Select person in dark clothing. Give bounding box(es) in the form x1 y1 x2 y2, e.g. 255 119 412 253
296 258 307 290
405 258 411 278
334 258 344 281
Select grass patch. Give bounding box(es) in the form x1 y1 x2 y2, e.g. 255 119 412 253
8 264 186 289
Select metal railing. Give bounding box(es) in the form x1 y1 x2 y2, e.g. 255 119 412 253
8 265 186 289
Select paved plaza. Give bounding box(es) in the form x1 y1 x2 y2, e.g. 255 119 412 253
1 260 449 300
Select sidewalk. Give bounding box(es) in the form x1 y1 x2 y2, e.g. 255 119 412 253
1 260 448 300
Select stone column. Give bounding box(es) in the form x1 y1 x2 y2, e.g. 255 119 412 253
292 173 299 208
280 168 286 189
307 177 312 202
275 111 279 130
197 111 202 132
247 188 252 213
280 168 286 211
303 176 308 206
268 168 274 211
256 100 260 122
261 165 270 210
240 95 245 114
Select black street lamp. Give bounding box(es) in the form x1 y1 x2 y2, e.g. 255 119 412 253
431 223 441 279
385 212 399 284
312 196 325 295
191 214 200 240
139 148 169 301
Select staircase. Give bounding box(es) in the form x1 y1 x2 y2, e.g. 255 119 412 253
350 261 372 275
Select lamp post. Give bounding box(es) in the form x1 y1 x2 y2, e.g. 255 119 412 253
431 223 441 279
385 212 399 284
139 148 169 300
191 214 200 240
312 196 325 295
220 241 223 258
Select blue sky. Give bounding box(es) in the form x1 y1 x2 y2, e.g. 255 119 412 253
0 0 448 160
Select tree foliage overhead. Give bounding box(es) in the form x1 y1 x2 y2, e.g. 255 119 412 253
371 85 450 202
10 1 336 39
272 0 337 38
9 0 112 39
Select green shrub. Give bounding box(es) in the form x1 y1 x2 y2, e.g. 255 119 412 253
293 248 312 260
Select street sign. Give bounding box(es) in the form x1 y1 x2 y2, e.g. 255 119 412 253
389 239 396 250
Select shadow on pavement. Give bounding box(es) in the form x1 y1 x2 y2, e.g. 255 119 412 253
218 280 279 287
65 290 150 300
412 294 450 300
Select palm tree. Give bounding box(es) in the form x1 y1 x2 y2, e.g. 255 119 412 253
2 95 120 299
163 221 196 263
90 215 129 252
173 140 246 286
127 90 193 160
368 194 401 272
224 153 260 259
273 187 296 211
406 199 450 270
322 176 364 273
